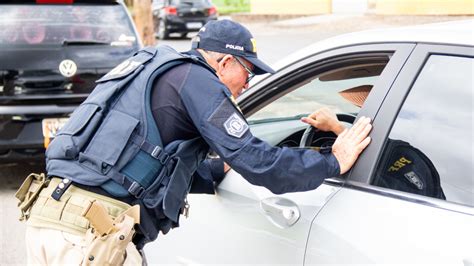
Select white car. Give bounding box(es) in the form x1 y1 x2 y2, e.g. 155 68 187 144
146 20 474 265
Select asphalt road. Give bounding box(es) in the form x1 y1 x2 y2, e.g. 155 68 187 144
0 14 468 265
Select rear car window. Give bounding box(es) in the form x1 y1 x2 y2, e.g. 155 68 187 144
372 54 474 207
170 0 212 5
0 4 137 46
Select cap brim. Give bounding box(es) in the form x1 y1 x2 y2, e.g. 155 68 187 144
245 56 276 75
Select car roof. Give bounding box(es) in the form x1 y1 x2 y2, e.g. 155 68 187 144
271 19 474 72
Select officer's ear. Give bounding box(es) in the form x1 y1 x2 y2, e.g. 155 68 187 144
219 54 234 70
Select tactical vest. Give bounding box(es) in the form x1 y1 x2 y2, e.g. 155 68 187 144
45 46 211 240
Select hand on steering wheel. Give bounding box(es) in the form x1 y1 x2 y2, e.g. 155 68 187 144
299 113 356 148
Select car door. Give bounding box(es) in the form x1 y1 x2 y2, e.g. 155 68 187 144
305 44 474 264
145 43 414 265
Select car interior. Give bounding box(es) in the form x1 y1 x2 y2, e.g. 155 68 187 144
246 58 389 152
244 53 450 201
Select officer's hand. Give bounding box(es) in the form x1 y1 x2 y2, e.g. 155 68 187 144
224 162 231 173
301 107 345 135
332 116 372 174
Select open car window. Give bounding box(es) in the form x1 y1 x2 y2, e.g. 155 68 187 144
248 61 388 124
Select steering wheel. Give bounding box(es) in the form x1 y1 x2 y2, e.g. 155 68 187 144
299 114 356 148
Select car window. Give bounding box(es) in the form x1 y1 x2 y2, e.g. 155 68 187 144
372 55 473 207
170 0 211 5
248 62 387 123
0 4 137 46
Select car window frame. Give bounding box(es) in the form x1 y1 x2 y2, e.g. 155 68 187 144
238 43 414 187
348 43 474 215
239 43 415 117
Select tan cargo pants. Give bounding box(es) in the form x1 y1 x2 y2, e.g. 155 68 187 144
18 175 143 265
26 226 142 265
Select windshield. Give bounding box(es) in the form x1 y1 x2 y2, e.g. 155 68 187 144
0 4 137 46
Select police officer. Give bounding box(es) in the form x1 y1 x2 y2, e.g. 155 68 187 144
19 20 372 265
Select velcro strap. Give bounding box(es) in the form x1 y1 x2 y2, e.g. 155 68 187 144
82 200 116 236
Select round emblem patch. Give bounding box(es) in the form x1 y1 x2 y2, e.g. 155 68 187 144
59 59 77 78
224 113 249 138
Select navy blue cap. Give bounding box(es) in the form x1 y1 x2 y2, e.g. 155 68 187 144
192 20 275 75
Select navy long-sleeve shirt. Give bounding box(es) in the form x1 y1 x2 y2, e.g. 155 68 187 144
151 50 340 195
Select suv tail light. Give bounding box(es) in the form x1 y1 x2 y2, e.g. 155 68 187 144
208 6 217 16
164 6 177 15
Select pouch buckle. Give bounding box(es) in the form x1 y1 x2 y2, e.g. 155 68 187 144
151 146 170 164
128 181 145 199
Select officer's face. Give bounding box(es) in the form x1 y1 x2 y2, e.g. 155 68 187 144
217 55 254 98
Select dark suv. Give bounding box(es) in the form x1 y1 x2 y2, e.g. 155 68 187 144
152 0 218 39
0 0 141 162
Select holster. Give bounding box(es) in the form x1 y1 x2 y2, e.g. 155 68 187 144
81 200 140 266
15 173 49 221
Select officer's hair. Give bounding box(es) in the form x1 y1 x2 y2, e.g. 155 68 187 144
199 49 226 61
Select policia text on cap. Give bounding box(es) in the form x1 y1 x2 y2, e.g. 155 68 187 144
17 20 372 265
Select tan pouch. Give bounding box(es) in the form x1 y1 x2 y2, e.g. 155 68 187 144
15 173 49 221
81 203 140 266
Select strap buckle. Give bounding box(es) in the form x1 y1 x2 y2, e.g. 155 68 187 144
128 181 145 199
151 146 170 164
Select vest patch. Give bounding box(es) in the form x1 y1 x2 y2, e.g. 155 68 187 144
102 59 141 80
224 112 248 138
404 171 424 190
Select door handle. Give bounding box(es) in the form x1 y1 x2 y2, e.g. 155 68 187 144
260 197 300 228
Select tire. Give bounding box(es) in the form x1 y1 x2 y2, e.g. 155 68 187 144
157 20 169 40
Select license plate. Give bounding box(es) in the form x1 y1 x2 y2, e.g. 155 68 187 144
186 22 202 29
42 118 69 138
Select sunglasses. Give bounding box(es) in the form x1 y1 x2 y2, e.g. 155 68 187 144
234 56 255 84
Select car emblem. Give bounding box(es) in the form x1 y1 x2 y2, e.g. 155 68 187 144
191 7 197 13
59 59 77 77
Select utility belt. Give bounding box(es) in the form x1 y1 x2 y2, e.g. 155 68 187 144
16 173 141 265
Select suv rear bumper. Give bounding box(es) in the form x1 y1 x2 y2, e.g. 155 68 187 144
0 104 76 162
164 15 217 33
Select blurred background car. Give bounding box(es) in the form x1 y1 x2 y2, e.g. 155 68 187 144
0 0 141 163
146 20 473 265
152 0 218 39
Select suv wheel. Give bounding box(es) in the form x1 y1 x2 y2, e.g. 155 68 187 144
158 20 170 40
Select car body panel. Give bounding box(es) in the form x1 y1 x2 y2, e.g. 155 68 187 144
145 20 474 265
305 187 473 264
250 19 473 85
148 171 343 264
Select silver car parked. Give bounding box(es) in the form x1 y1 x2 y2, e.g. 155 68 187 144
146 20 474 265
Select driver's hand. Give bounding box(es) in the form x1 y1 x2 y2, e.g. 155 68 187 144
301 107 345 135
332 116 372 174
